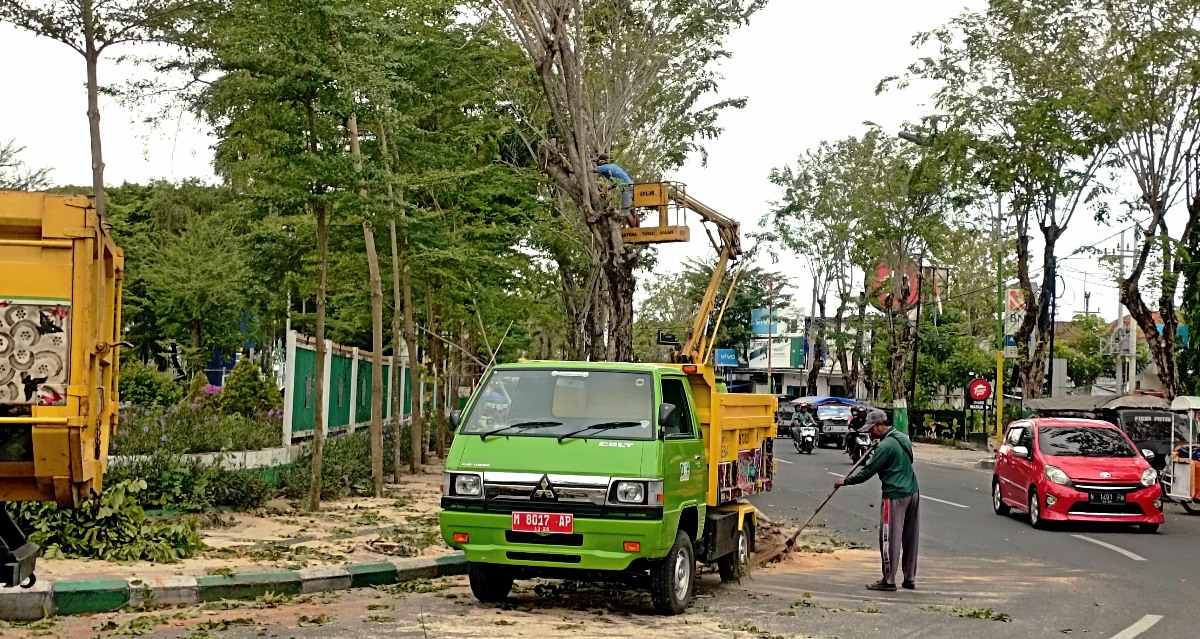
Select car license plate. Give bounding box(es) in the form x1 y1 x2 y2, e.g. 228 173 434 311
511 512 574 534
828 425 847 433
1089 492 1126 505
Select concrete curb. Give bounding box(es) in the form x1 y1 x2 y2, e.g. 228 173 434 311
976 458 996 470
1 553 466 620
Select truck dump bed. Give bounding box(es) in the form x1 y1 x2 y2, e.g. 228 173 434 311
0 191 124 506
660 364 777 506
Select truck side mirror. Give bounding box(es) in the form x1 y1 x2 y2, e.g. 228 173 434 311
450 410 463 428
658 402 680 437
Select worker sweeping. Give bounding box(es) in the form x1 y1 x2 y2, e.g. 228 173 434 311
833 409 919 592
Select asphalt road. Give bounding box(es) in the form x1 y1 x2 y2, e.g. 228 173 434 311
31 443 1200 639
747 442 1200 638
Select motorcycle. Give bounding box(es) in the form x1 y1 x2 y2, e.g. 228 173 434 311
848 431 871 464
793 425 817 454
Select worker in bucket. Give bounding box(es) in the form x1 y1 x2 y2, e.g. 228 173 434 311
594 153 637 228
833 409 919 592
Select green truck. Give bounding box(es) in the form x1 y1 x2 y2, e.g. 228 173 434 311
439 361 777 614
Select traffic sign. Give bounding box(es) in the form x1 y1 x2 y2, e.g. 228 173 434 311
1003 334 1018 359
968 379 992 401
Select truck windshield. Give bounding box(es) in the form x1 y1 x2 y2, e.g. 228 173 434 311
1118 412 1178 442
817 405 851 421
461 369 656 441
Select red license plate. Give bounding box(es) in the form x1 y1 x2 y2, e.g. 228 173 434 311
511 511 574 534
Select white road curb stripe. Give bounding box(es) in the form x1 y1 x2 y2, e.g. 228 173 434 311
921 495 970 509
1072 534 1147 561
777 458 793 464
1109 614 1163 638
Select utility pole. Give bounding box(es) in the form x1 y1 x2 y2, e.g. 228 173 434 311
994 195 1005 445
1107 231 1138 394
908 254 926 412
807 275 819 393
1046 258 1059 398
767 278 774 395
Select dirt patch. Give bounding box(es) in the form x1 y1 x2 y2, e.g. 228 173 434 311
15 573 820 639
35 465 450 582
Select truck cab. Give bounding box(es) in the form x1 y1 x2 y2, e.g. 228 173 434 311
439 361 775 614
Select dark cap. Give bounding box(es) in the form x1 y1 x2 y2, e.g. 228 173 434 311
865 409 889 428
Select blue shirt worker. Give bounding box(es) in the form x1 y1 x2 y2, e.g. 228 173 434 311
834 409 920 592
594 154 637 227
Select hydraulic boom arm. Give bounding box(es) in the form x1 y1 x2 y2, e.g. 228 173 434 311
623 182 742 366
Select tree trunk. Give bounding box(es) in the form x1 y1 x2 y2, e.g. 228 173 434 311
806 300 827 395
306 96 328 512
364 223 385 498
308 202 329 511
80 0 106 219
389 221 405 482
850 295 866 400
427 286 446 459
403 265 423 471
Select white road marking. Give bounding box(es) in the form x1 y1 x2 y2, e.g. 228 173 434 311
1109 615 1163 639
921 495 970 509
777 458 793 464
1072 534 1147 561
916 459 988 472
828 472 844 478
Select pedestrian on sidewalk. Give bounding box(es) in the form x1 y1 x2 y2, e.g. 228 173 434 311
834 409 919 592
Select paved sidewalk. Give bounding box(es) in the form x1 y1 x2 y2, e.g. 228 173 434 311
912 442 995 470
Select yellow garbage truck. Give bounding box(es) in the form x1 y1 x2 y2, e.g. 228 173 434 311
0 191 125 588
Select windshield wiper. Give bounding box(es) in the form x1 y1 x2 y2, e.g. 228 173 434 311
479 421 562 441
557 421 643 443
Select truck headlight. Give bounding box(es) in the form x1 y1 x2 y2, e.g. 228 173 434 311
452 473 482 497
1044 465 1070 486
1141 468 1159 487
615 481 645 504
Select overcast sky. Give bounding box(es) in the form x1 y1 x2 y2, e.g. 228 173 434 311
0 1 1143 325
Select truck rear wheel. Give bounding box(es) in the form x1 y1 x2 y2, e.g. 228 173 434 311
717 525 752 582
650 531 695 615
467 562 514 603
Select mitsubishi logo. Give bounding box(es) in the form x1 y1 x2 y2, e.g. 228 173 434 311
1100 472 1112 478
531 475 557 500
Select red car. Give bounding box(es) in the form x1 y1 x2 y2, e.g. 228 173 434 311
992 418 1164 532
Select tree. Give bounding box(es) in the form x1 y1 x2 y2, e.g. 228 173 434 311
889 0 1113 399
769 129 951 420
763 139 859 395
676 258 790 363
493 0 764 361
913 306 994 406
1057 315 1114 390
0 138 52 190
0 0 200 218
633 273 698 362
139 213 251 372
1085 0 1200 398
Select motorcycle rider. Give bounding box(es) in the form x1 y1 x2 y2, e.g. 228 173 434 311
791 404 813 443
845 405 869 454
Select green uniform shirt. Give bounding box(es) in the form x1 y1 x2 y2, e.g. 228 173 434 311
844 428 919 499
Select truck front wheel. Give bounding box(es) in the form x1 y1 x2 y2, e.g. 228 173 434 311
650 531 695 615
467 562 514 603
717 525 753 582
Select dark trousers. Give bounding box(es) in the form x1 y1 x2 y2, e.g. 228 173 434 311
879 492 919 585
